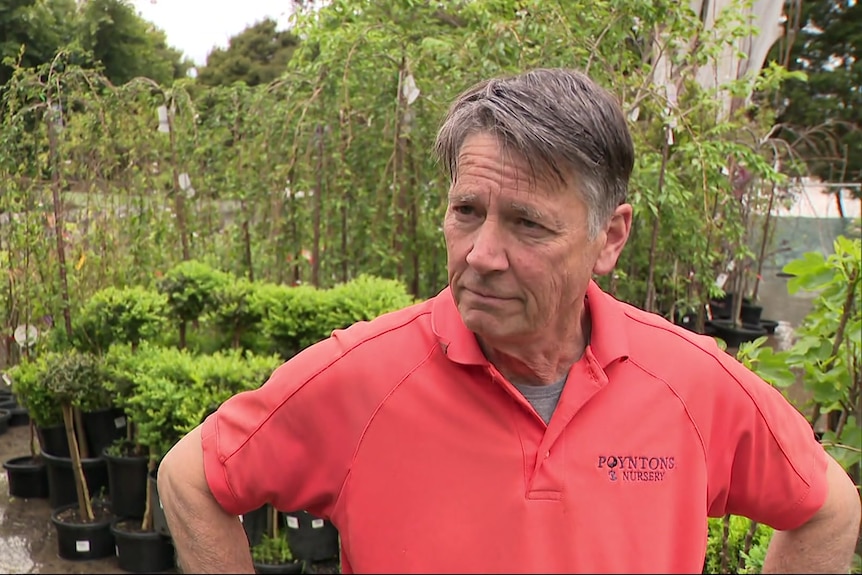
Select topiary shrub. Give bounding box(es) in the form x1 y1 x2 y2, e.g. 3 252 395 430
157 260 232 349
71 285 169 354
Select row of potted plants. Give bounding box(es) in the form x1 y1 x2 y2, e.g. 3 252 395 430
3 344 289 571
2 266 413 573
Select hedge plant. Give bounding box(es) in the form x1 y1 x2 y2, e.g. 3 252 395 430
158 260 232 349
70 285 169 354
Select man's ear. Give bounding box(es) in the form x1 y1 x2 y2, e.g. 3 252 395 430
593 203 632 276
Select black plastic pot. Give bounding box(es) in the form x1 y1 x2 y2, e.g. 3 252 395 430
739 302 763 325
103 447 148 519
0 408 10 435
7 405 29 427
3 455 49 499
82 407 128 458
254 560 304 574
243 504 270 547
707 319 768 349
42 451 110 510
149 467 171 537
708 293 734 320
760 319 779 334
111 519 176 573
37 424 70 457
281 510 339 562
50 503 115 560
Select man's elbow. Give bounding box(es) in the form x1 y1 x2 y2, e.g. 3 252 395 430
815 455 861 532
796 455 861 551
157 425 208 507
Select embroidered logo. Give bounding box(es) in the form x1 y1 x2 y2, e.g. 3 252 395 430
597 455 675 482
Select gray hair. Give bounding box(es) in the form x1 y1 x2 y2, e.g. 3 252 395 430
434 68 634 238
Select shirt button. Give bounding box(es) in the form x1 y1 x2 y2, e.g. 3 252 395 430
545 450 551 459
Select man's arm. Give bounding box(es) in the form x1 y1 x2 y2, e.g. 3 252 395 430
157 425 255 574
763 454 861 574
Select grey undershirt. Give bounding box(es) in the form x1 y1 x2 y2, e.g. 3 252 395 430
513 376 567 425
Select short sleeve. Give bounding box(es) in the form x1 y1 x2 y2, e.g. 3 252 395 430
200 333 389 519
705 354 828 530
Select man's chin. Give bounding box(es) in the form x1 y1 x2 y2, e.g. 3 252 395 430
461 312 517 340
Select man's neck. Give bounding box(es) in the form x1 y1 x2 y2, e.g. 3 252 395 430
478 308 592 386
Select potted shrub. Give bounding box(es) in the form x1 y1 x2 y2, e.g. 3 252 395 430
70 285 170 355
42 351 115 561
69 285 169 460
2 358 59 499
251 506 304 574
206 277 267 351
106 343 195 573
157 260 231 350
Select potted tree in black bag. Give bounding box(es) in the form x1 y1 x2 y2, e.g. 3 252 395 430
43 351 115 561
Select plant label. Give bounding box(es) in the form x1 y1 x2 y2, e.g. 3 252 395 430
76 540 90 553
114 417 126 429
286 516 299 529
311 519 324 529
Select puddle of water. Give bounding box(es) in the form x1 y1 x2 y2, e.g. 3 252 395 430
0 536 36 573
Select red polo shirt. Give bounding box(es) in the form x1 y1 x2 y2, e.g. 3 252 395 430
201 281 827 573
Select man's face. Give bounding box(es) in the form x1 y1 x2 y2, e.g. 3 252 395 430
443 133 621 344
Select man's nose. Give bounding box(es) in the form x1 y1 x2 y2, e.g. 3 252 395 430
465 220 509 274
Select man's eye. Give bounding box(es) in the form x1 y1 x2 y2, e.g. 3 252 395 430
518 218 541 229
453 205 475 216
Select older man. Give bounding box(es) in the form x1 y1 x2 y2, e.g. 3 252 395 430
158 68 860 574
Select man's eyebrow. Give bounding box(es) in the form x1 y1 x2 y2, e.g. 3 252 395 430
448 193 478 203
510 201 545 221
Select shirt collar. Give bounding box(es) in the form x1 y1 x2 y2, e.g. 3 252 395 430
431 280 630 368
584 280 631 368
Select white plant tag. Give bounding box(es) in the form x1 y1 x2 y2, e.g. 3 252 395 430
286 516 299 529
114 416 126 429
311 519 324 529
157 105 170 133
76 540 90 553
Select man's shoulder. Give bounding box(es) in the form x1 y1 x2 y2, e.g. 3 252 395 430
332 296 437 351
607 295 726 366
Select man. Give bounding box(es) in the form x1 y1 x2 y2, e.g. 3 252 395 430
158 68 860 573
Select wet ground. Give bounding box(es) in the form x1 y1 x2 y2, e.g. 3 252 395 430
0 423 126 574
1 421 341 574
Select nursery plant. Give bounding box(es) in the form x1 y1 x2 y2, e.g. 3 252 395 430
251 506 304 574
157 260 232 349
7 355 64 468
41 350 107 521
206 277 267 351
69 285 170 354
738 235 862 484
703 514 773 574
